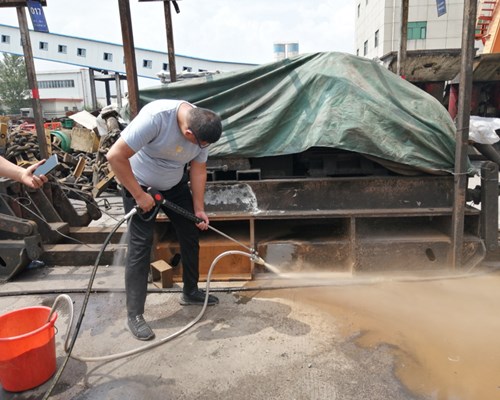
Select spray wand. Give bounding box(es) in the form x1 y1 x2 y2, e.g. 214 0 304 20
147 188 265 264
42 187 268 399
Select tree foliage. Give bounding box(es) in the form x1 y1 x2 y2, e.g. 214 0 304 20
0 54 30 115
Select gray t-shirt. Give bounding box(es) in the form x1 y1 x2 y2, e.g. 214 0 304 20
120 99 208 190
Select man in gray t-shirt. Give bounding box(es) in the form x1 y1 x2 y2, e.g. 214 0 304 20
107 99 222 341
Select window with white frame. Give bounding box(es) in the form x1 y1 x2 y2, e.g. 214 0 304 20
38 79 76 89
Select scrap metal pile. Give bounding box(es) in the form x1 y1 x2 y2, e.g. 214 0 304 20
0 107 125 281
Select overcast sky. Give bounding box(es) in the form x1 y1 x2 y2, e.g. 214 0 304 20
0 0 356 66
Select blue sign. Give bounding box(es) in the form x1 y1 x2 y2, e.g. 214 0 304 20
436 0 447 17
27 0 49 33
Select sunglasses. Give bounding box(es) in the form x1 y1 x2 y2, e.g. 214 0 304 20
189 128 210 149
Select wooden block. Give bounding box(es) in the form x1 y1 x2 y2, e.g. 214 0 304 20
150 260 173 288
155 236 253 281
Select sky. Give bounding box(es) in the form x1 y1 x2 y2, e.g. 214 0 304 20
0 0 356 68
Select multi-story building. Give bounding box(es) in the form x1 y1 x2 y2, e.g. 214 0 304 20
354 0 500 118
355 0 467 60
0 23 256 117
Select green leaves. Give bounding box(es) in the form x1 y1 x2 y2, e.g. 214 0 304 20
0 54 31 115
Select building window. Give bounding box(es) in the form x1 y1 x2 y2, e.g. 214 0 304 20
39 41 48 50
374 30 379 47
38 79 75 89
183 66 192 72
1 35 10 44
77 48 86 57
357 4 360 17
162 63 168 71
103 52 113 62
407 21 427 40
58 44 67 54
143 59 152 69
363 40 368 56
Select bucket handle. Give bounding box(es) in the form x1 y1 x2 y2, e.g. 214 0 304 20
47 295 74 345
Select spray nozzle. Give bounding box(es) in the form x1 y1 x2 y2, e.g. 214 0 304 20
250 251 266 266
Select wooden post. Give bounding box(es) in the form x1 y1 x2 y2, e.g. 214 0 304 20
164 0 177 82
397 0 409 77
451 0 477 269
115 73 123 109
16 5 49 159
88 68 98 110
117 0 140 119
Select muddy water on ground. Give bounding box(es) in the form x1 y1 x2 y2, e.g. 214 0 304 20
258 270 500 400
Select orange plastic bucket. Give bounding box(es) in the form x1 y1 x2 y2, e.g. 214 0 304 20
0 306 58 392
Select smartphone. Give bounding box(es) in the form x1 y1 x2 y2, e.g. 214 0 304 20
34 154 59 176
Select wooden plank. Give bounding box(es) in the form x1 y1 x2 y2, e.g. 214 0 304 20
155 237 253 281
41 243 127 266
0 1 47 7
68 226 127 243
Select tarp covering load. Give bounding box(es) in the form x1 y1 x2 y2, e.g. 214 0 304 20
139 52 471 174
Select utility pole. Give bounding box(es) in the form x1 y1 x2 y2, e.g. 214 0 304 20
0 1 49 160
163 0 179 83
397 0 409 77
117 0 140 118
139 0 180 82
451 0 477 269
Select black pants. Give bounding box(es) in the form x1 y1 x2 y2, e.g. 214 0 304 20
122 178 200 318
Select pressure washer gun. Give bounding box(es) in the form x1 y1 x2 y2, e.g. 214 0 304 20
122 188 163 222
146 187 265 265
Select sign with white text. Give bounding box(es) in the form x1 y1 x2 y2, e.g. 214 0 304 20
27 0 49 32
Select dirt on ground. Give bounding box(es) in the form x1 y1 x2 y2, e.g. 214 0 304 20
256 268 500 399
1 265 499 399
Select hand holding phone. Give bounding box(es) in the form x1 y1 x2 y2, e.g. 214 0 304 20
34 154 59 176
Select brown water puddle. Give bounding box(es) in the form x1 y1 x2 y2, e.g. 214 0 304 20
257 270 500 399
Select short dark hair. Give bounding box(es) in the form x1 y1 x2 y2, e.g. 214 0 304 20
187 107 222 144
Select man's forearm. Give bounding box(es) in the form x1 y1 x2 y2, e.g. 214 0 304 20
189 164 207 213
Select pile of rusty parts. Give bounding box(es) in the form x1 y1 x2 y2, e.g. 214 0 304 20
0 108 125 281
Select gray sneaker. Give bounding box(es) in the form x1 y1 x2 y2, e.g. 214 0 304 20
126 315 155 341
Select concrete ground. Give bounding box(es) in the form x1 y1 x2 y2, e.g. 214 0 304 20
2 191 500 400
1 262 500 400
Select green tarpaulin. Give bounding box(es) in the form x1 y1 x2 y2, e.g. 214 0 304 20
139 52 472 175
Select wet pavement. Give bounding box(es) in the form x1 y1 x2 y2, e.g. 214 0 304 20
1 262 500 399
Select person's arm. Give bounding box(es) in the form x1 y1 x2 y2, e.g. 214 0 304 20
189 160 209 230
0 156 48 189
106 138 155 212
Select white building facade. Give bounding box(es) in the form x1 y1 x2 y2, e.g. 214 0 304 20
35 69 91 118
0 23 256 118
355 0 466 60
